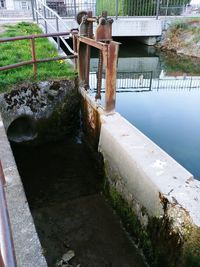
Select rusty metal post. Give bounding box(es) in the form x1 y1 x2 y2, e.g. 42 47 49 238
31 37 37 79
105 41 119 113
0 161 17 267
72 33 78 70
77 40 87 87
96 50 103 100
0 251 5 267
85 11 93 90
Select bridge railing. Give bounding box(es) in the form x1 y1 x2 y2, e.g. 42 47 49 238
34 0 191 20
0 161 17 267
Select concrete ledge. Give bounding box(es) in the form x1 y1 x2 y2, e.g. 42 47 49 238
0 114 47 267
79 88 200 265
99 112 200 224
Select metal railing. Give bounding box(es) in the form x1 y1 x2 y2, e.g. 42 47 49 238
89 72 200 92
90 71 153 91
0 32 76 78
0 161 17 267
32 0 191 23
97 0 190 18
33 0 76 52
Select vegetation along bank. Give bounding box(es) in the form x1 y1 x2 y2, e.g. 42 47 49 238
157 18 200 58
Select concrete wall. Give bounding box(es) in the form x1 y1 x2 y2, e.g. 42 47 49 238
0 114 47 267
80 86 200 266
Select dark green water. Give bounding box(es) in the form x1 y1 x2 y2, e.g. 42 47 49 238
101 39 200 179
11 137 146 267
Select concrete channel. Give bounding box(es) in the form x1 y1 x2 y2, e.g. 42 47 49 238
1 17 200 267
0 80 147 267
1 76 200 267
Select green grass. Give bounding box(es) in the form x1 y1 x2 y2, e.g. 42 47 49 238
96 0 124 16
0 22 76 92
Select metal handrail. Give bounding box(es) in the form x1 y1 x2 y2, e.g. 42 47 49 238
0 161 17 267
0 32 77 78
34 0 75 54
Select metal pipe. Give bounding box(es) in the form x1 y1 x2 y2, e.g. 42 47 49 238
116 0 119 20
31 38 37 79
0 32 70 43
0 55 76 72
43 5 48 33
0 161 17 267
156 0 160 19
74 0 77 19
31 0 36 21
56 17 60 50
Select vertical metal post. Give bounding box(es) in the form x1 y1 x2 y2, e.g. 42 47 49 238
74 0 77 19
31 0 36 21
85 11 93 90
56 17 60 50
35 0 39 24
156 0 160 19
31 38 37 79
0 161 17 267
43 6 48 33
105 42 119 113
78 41 87 87
72 33 78 70
96 50 103 100
149 71 153 91
116 0 119 20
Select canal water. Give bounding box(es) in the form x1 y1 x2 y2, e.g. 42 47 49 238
11 136 146 267
90 39 200 180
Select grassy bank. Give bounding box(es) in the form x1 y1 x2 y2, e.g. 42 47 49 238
0 22 76 92
158 18 200 59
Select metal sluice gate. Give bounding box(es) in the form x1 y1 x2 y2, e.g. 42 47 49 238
72 10 120 113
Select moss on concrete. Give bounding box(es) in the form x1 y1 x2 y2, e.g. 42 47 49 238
103 176 199 267
182 227 200 267
36 89 80 142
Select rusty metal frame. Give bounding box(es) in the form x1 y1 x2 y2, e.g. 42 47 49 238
0 32 77 79
0 161 17 267
74 11 120 114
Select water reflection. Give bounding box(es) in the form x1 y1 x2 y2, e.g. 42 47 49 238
90 71 200 92
89 41 200 179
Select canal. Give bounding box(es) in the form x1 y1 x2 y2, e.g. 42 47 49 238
11 135 146 267
90 38 200 180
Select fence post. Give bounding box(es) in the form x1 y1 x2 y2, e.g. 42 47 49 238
74 0 77 20
105 42 119 113
43 6 48 33
34 0 39 24
116 0 119 20
31 0 36 21
156 0 160 19
56 17 61 51
31 37 37 79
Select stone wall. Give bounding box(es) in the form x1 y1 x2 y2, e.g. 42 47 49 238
0 79 80 143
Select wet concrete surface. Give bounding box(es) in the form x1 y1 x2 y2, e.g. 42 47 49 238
11 137 146 267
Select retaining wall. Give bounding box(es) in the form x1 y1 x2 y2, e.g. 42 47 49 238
80 86 200 267
0 113 47 267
